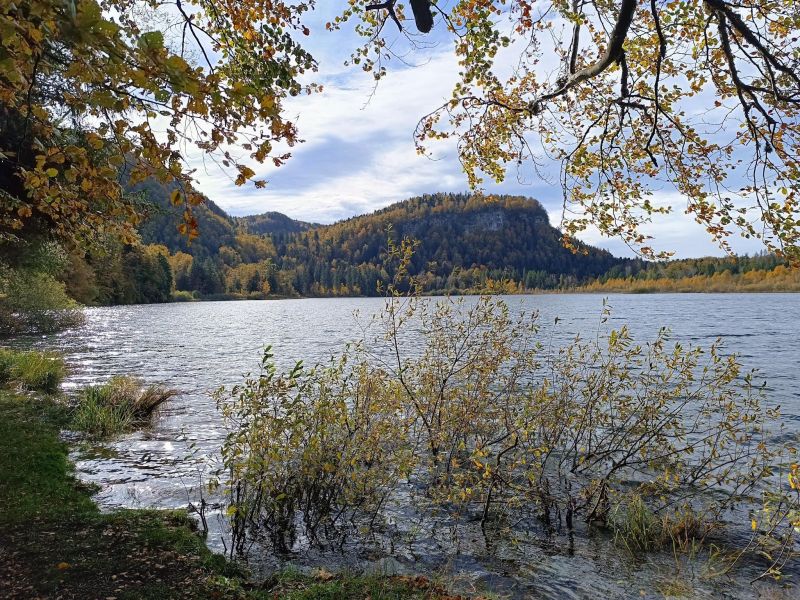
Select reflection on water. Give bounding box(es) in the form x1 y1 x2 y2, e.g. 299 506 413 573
9 293 800 599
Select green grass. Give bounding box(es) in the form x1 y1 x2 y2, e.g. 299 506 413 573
0 392 94 522
72 375 177 438
0 389 474 599
0 348 65 392
610 494 664 553
259 567 461 600
610 494 709 556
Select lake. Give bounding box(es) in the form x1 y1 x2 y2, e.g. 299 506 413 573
9 293 800 598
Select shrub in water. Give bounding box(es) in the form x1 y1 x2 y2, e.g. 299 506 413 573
215 239 799 578
72 376 177 438
0 348 65 392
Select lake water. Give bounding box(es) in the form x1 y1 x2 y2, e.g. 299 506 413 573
9 294 800 598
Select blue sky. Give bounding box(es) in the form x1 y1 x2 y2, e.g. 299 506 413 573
186 5 765 260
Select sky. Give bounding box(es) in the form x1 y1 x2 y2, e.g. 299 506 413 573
185 4 766 260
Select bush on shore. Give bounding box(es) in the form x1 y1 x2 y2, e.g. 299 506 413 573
0 263 85 336
172 290 197 302
72 376 177 438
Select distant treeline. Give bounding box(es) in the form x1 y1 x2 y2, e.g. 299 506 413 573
577 254 799 293
14 188 797 310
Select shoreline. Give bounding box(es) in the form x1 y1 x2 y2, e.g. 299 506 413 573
74 288 800 310
0 388 477 599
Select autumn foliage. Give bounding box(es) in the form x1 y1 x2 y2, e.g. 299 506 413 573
1 0 316 245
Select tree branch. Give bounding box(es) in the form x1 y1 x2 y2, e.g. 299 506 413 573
529 0 638 114
366 0 403 32
704 0 800 88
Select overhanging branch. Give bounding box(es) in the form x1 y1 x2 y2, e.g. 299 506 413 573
529 0 638 114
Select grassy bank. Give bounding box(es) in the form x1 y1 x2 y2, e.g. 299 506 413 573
0 372 469 599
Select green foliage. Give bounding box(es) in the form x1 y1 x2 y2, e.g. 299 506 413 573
216 248 797 577
0 261 85 336
72 376 176 438
68 239 174 306
172 290 196 302
0 348 65 392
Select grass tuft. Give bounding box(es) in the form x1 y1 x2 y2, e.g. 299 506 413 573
0 348 65 392
72 376 177 438
611 494 711 556
611 493 663 553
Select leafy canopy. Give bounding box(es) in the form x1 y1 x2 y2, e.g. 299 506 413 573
1 0 315 245
340 0 800 261
3 1 800 262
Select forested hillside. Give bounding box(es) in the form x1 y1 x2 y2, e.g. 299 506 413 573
48 187 797 306
270 194 622 295
128 191 626 299
235 212 316 236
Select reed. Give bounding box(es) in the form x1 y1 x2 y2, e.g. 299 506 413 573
72 376 176 438
0 348 65 393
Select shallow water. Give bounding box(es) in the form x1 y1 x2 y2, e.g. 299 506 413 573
9 293 800 598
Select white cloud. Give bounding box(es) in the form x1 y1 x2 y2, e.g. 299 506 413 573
188 41 465 221
549 191 766 259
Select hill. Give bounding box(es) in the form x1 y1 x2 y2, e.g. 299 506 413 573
235 212 316 236
56 183 633 303
270 194 624 295
131 179 308 258
125 190 627 299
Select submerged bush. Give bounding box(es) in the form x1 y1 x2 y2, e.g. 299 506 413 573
215 239 798 578
213 350 412 555
0 348 65 392
72 376 176 438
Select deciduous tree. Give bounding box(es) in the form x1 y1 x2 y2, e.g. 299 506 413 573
343 0 800 260
1 0 316 246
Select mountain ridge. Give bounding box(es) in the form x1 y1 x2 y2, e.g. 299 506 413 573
130 186 628 297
